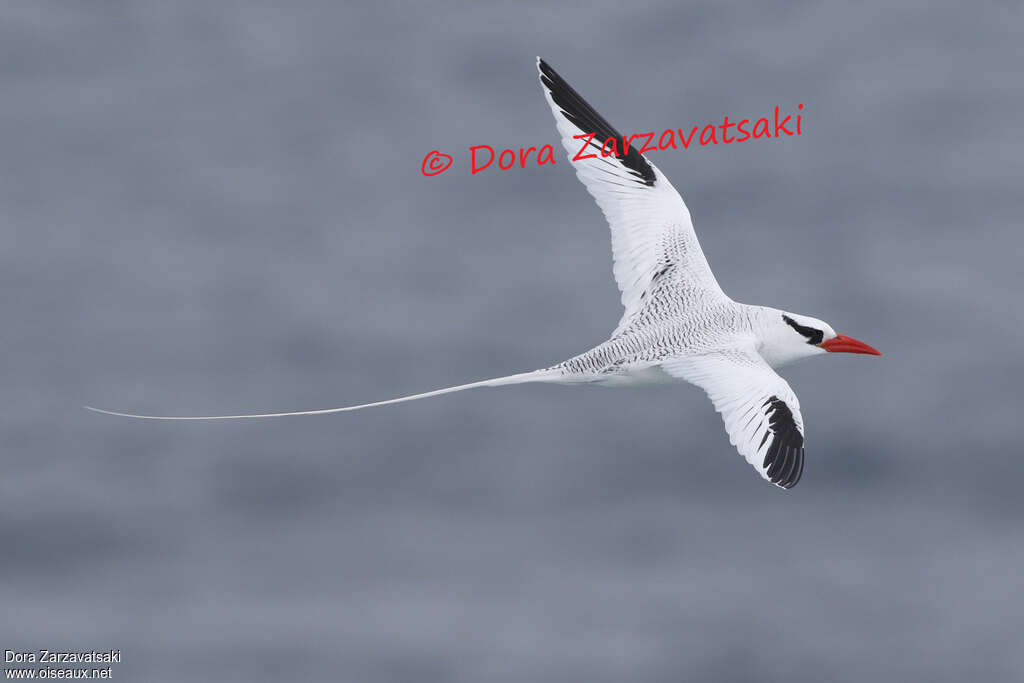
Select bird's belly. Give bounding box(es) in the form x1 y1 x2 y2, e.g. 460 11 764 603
594 364 678 387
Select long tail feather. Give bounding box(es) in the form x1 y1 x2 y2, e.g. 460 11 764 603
84 369 559 420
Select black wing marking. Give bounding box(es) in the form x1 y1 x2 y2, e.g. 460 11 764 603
762 396 805 488
537 58 656 187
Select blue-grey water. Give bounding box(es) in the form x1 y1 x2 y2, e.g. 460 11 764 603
3 2 1023 681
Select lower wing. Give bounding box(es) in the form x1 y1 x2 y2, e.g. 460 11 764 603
662 347 806 488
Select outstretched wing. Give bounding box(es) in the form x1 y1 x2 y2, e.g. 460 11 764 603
537 58 724 335
662 347 806 488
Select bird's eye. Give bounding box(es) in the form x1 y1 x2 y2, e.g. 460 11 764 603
782 315 824 345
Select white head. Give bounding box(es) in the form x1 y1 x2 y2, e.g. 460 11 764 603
758 310 881 368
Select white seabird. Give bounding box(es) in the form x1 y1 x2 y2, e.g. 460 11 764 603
88 58 882 489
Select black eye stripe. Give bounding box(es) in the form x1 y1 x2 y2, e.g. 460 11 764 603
782 315 824 345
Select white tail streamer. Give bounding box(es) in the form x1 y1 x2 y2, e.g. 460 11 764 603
85 370 557 421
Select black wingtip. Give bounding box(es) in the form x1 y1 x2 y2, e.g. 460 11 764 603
761 396 805 489
536 57 551 83
534 58 656 187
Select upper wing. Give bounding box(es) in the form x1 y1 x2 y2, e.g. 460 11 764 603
662 347 806 488
537 58 724 334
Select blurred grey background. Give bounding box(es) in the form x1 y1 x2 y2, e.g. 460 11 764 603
3 1 1023 681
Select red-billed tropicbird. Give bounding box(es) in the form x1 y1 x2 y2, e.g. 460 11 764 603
87 58 881 488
